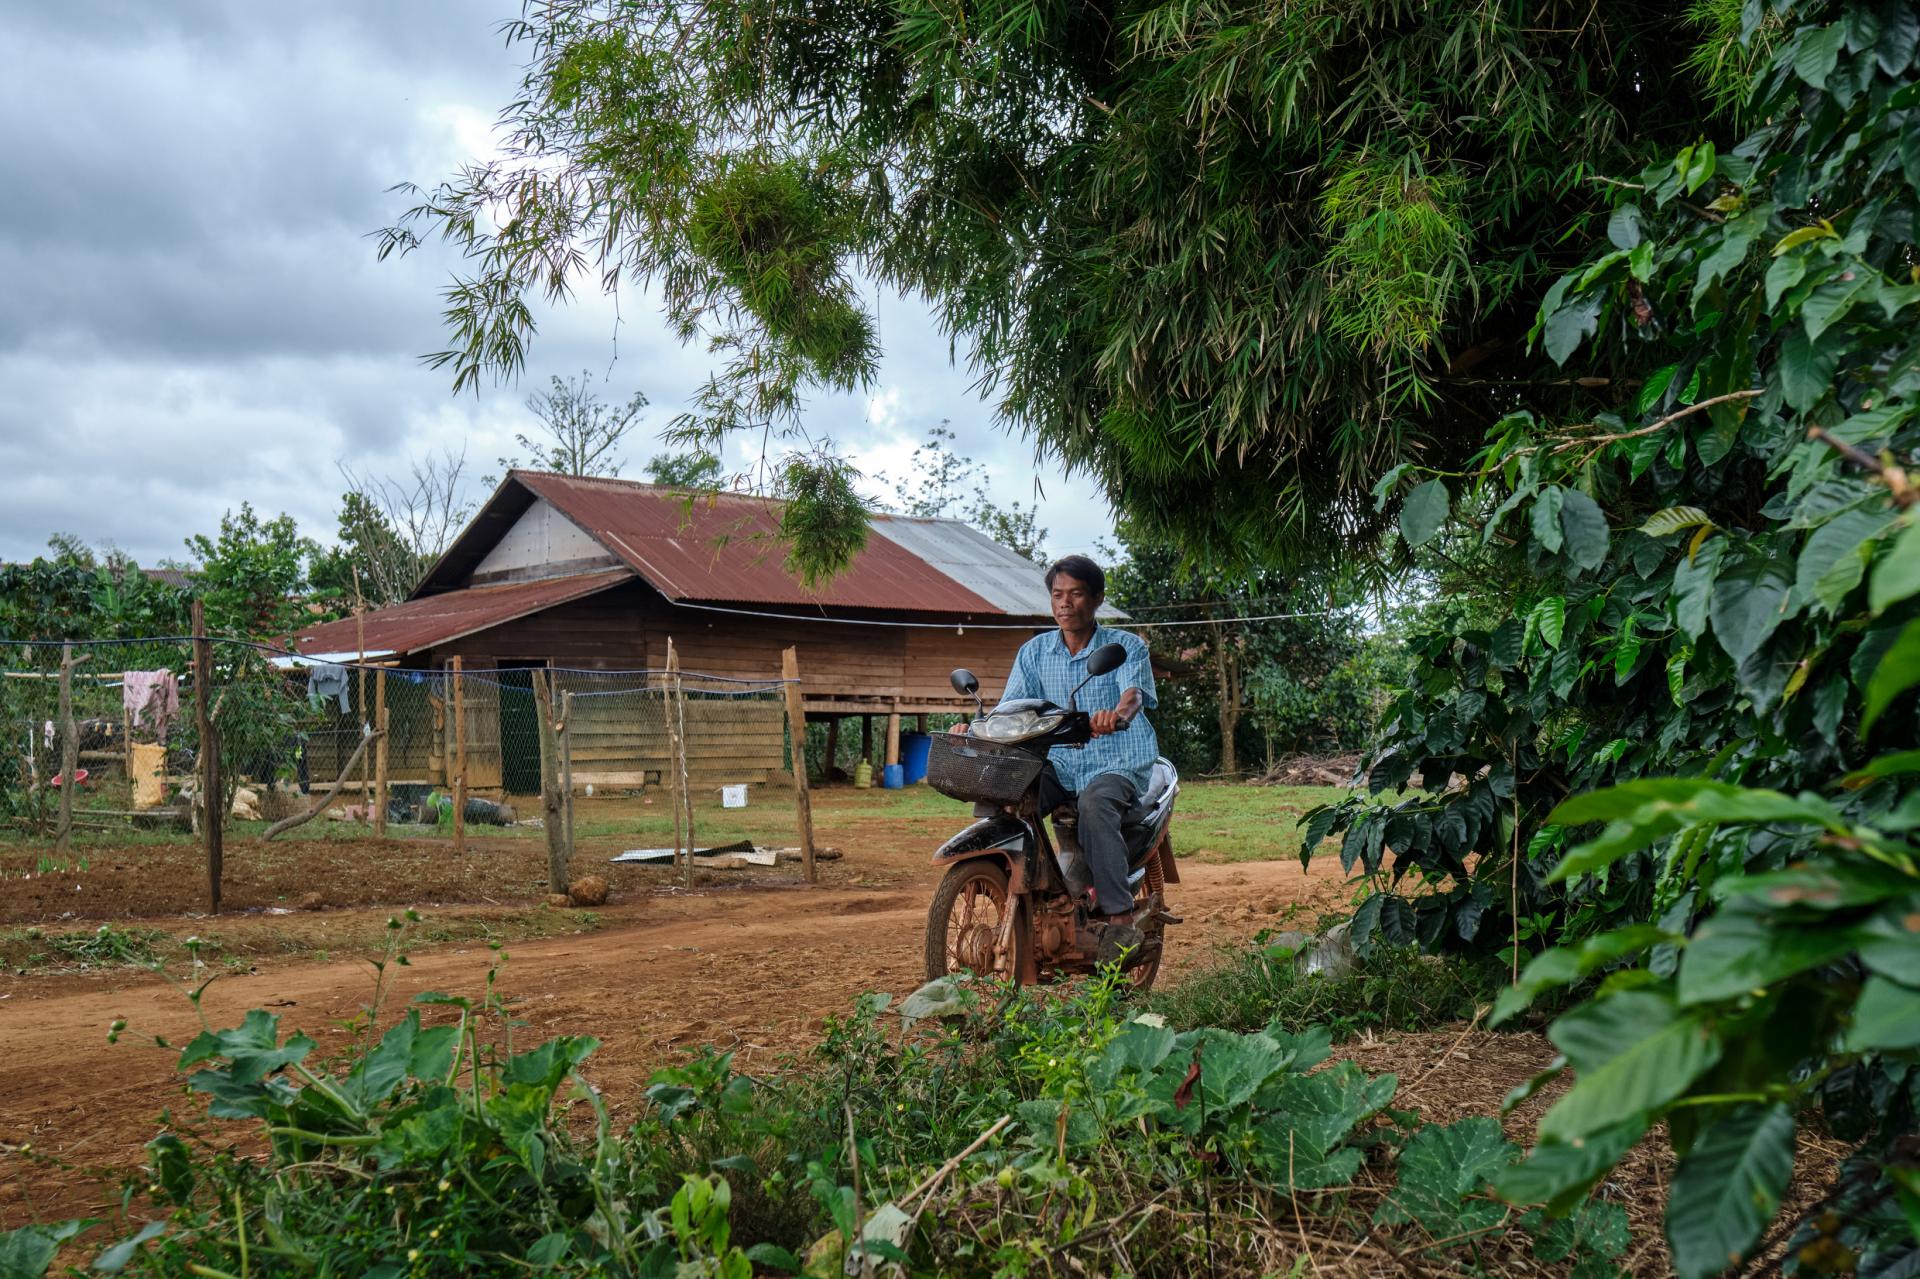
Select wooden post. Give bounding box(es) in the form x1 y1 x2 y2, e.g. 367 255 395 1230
191 600 222 913
665 640 689 885
560 690 577 863
353 567 368 814
916 713 927 733
781 647 817 884
372 669 389 838
55 644 82 854
824 717 840 782
861 714 873 764
452 656 467 853
885 704 902 769
532 670 567 890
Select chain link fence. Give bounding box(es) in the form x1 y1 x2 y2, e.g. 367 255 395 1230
1 639 808 875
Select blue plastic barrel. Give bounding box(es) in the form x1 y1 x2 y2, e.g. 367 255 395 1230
899 732 933 783
882 762 905 789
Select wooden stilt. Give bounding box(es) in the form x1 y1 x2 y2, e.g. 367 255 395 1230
824 717 841 782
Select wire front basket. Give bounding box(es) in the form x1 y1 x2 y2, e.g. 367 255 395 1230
926 732 1046 805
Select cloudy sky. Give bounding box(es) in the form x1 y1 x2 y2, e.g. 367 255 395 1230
0 2 1112 569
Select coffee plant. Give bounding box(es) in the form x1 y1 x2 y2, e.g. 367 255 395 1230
1311 0 1920 1270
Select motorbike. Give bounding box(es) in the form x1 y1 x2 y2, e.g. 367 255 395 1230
921 641 1182 989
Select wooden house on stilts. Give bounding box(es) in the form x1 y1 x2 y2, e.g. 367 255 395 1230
290 471 1119 796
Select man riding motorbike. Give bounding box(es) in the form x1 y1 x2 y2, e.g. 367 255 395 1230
997 554 1160 965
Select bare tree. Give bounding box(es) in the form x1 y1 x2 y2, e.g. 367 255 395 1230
510 371 648 478
333 448 476 604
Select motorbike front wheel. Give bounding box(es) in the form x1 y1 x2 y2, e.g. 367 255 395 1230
925 860 1028 984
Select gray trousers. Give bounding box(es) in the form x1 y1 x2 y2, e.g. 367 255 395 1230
1037 764 1138 916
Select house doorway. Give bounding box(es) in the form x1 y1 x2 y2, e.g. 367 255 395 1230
495 664 548 796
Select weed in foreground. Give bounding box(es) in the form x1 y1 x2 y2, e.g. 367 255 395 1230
1 924 1633 1278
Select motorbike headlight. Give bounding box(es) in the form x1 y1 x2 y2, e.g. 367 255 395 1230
970 710 1066 743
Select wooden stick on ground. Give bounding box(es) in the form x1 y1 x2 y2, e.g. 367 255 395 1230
261 729 384 840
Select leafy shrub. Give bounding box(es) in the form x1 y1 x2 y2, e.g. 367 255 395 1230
4 954 1637 1278
1311 0 1920 1270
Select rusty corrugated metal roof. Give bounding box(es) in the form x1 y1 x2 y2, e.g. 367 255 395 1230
293 569 633 657
514 472 1005 615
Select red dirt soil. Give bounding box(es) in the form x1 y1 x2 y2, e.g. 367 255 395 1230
1 828 1350 1227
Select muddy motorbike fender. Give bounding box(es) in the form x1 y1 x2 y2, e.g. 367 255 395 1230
931 813 1030 866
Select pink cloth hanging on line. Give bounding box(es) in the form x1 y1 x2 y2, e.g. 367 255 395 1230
123 670 180 739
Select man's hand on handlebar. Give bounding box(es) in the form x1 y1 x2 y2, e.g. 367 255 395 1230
1089 688 1144 737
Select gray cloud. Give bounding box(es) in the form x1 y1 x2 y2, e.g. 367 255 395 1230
0 2 1113 570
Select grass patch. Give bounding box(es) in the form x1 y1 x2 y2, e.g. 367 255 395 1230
1150 935 1501 1039
1168 781 1348 861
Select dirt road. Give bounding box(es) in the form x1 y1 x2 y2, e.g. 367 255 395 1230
1 852 1346 1226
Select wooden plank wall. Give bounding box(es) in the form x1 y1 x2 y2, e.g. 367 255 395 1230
550 674 787 789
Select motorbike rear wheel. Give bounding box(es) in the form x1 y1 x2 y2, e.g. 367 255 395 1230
1123 850 1168 992
925 860 1028 984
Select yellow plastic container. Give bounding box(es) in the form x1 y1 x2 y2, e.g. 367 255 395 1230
853 759 874 789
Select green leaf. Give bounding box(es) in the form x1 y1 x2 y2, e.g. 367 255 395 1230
1858 907 1920 986
1864 618 1920 729
1777 326 1840 412
1793 22 1846 89
93 1222 169 1276
1544 295 1602 366
0 1224 86 1279
1559 490 1610 571
1550 777 1748 826
745 1243 802 1271
1720 860 1918 909
1491 926 1673 1026
1497 1117 1649 1215
1826 403 1914 445
1677 899 1861 1006
1711 555 1794 664
1531 1200 1631 1266
1803 276 1873 342
1795 507 1896 613
1533 596 1566 650
1489 618 1525 668
1846 975 1920 1050
1772 224 1837 256
1641 506 1713 538
1371 462 1413 512
1871 519 1920 613
1540 991 1723 1143
1665 1105 1796 1279
1607 204 1643 250
1764 253 1808 309
1674 536 1725 641
1400 479 1450 548
1373 1117 1516 1237
1531 486 1566 553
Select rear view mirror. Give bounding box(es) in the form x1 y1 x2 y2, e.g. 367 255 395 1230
950 668 980 696
1086 643 1126 677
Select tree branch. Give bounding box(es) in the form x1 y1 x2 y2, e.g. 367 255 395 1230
260 729 382 840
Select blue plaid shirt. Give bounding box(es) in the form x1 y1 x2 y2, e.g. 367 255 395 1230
1000 626 1159 794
